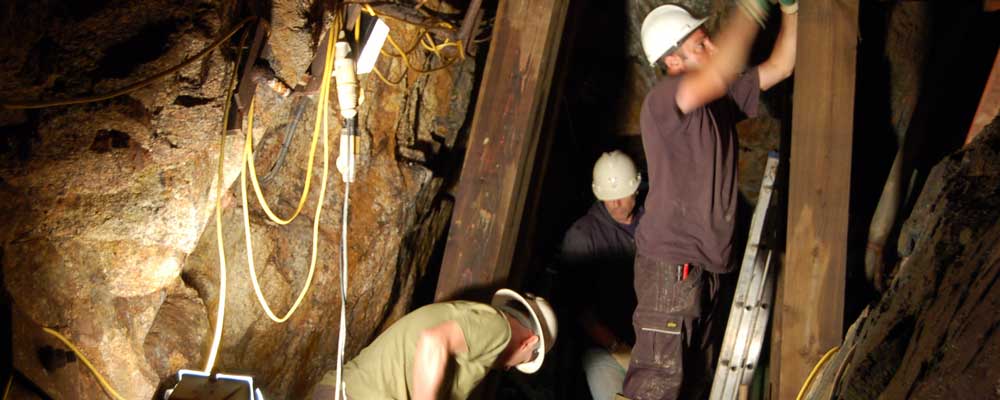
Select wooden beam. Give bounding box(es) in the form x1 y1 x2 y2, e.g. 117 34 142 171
235 19 268 113
434 0 570 302
507 0 585 292
778 0 859 398
966 50 1000 145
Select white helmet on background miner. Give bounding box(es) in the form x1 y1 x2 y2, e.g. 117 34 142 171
640 4 708 66
592 151 641 201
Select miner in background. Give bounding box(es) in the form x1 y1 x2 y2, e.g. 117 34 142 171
626 1 798 398
558 150 644 400
311 289 557 400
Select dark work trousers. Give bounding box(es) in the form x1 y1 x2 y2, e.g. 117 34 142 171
622 254 720 400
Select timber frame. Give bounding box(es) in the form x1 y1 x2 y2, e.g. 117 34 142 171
775 0 859 398
434 0 570 302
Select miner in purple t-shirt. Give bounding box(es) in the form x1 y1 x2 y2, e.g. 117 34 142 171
622 2 797 399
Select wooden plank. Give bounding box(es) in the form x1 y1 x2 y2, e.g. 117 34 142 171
434 0 570 302
768 271 783 400
456 0 485 58
966 50 1000 145
778 0 859 398
235 19 268 112
507 0 584 292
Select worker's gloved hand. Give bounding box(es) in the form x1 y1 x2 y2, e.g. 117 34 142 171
770 0 798 14
738 0 771 27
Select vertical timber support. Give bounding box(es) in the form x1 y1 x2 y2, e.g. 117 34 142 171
435 0 570 302
778 0 859 398
966 50 1000 145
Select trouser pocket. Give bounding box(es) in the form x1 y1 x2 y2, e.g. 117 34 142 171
633 256 704 317
623 312 684 400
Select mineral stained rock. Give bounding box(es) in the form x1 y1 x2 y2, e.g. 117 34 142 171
0 1 477 398
831 117 1000 399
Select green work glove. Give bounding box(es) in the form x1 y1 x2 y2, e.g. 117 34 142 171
738 0 771 27
771 0 799 14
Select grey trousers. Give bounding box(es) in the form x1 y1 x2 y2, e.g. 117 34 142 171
622 254 717 400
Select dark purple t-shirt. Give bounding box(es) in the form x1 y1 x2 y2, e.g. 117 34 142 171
636 68 760 273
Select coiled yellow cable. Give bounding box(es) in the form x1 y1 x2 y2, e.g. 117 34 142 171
41 328 126 400
358 4 464 86
240 21 346 227
239 97 325 323
242 94 320 226
382 28 461 73
1 16 258 110
239 24 336 323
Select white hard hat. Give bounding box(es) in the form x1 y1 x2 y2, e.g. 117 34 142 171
491 289 558 374
640 4 708 66
592 151 641 201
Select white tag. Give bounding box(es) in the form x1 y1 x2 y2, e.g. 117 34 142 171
356 19 389 75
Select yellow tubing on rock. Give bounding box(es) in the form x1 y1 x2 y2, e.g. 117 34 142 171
239 24 336 323
202 21 252 375
243 32 328 226
41 328 127 400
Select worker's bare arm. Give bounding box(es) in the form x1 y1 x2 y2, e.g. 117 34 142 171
676 11 760 113
412 320 468 400
758 10 797 91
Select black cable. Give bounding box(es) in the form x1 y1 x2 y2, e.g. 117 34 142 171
260 98 307 184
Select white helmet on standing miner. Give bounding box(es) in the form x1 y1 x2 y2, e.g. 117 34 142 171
640 4 708 66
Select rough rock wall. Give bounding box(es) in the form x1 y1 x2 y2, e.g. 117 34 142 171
822 117 1000 399
0 0 476 398
0 1 246 398
176 49 474 398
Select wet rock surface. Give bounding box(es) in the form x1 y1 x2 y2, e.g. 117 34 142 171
0 1 477 398
817 118 1000 399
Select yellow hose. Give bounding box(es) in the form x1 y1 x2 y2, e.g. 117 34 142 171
239 25 336 323
357 3 455 31
240 96 323 323
1 16 258 110
2 375 12 400
383 31 461 74
241 24 340 227
41 328 127 400
372 65 404 86
202 23 251 375
796 346 840 400
242 93 320 226
358 3 463 86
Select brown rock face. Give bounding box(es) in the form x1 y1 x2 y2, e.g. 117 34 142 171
829 118 1000 399
1 1 476 398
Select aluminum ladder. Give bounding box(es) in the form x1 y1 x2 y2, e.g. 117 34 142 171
709 153 779 400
